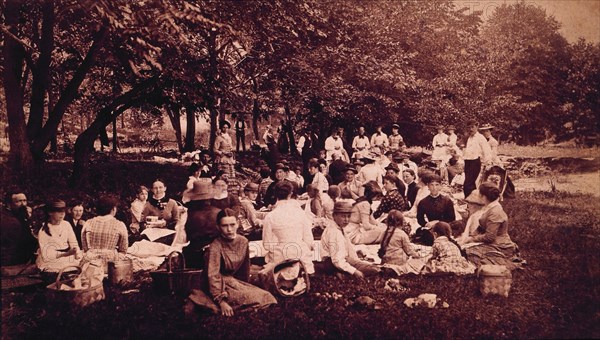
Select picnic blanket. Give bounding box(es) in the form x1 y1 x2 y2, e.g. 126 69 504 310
127 240 189 272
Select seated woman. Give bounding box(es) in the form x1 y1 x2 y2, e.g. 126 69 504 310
374 175 409 219
37 199 82 274
422 222 475 275
402 169 419 209
141 180 181 245
344 181 386 245
404 169 434 218
211 179 241 216
416 174 456 229
66 201 86 248
461 182 520 269
457 190 486 243
82 195 128 271
378 210 426 275
183 163 202 203
189 209 277 316
130 185 148 234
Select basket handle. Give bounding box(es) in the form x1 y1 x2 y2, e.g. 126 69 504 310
166 251 186 272
54 265 82 288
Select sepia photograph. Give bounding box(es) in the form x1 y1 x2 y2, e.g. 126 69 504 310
1 0 599 338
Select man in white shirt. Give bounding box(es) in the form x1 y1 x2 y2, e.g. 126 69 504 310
351 126 370 160
370 125 389 151
462 120 492 197
479 124 501 165
319 201 380 278
324 129 344 162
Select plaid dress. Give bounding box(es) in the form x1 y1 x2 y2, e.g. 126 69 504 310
82 215 128 265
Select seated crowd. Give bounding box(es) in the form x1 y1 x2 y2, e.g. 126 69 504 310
0 121 521 316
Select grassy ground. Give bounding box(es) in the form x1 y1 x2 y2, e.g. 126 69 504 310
2 161 600 339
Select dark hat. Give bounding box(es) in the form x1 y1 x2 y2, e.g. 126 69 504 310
479 123 494 131
436 124 444 130
392 123 400 129
46 199 67 212
220 120 231 128
188 163 200 173
244 182 259 192
447 125 456 130
333 201 353 214
385 163 400 173
183 178 213 201
384 150 393 156
353 159 364 166
344 165 358 174
274 163 289 171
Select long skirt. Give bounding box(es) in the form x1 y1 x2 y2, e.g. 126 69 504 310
466 242 519 270
188 277 277 314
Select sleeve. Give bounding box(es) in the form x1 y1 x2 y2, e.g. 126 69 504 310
358 202 378 230
65 224 80 250
445 198 456 222
416 200 427 227
302 213 315 247
324 137 334 151
262 216 275 249
472 208 504 243
206 242 227 303
81 222 90 251
238 243 251 282
480 135 492 164
327 231 356 275
166 200 180 230
37 230 61 261
431 242 441 259
117 222 129 253
383 135 389 148
351 137 358 150
213 136 222 155
370 135 376 147
140 203 150 226
311 198 324 218
373 196 390 219
399 232 419 258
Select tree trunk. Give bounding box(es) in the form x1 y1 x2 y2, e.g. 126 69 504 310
3 0 34 180
184 104 196 152
206 29 219 151
165 104 184 153
285 102 297 156
27 0 55 141
71 77 158 186
112 116 118 153
251 78 260 140
31 25 107 160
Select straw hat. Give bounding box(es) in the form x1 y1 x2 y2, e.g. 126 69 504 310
333 201 353 214
183 179 213 201
479 123 494 131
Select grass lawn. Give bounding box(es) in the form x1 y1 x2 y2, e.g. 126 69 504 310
2 160 600 339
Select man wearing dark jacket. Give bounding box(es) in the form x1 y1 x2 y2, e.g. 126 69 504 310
1 189 37 275
183 179 221 269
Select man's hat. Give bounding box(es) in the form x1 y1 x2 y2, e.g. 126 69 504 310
333 201 353 214
392 123 400 129
244 182 259 192
479 123 494 131
385 163 400 173
447 125 456 130
274 162 289 171
220 120 231 128
183 179 213 201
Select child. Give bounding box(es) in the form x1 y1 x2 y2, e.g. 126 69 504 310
422 222 475 275
379 210 426 275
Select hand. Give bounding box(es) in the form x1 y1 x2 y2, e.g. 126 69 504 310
74 249 82 260
353 270 365 279
219 301 234 317
424 221 437 229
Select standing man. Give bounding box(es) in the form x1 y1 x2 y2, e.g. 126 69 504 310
479 123 501 165
235 114 246 152
351 126 371 160
388 124 404 152
1 188 37 273
324 129 344 162
370 125 389 151
463 120 492 197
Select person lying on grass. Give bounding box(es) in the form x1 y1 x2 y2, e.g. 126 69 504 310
188 208 277 316
318 201 381 278
378 210 426 275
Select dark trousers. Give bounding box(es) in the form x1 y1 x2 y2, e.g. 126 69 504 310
464 158 481 198
236 132 246 152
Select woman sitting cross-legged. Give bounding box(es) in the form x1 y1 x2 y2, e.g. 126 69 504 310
460 182 521 270
378 210 426 275
422 222 475 275
188 209 277 316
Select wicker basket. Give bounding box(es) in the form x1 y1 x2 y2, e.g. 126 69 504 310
262 259 310 298
46 265 105 307
478 264 512 297
150 251 202 295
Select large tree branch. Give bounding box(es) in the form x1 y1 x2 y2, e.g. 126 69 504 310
27 0 55 141
0 25 34 53
31 25 108 156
